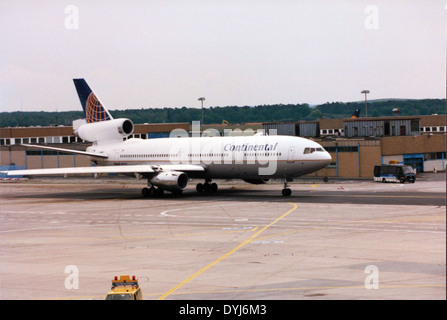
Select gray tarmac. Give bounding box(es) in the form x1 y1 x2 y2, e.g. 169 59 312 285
0 174 445 300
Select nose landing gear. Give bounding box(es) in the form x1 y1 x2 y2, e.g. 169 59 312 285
282 180 292 196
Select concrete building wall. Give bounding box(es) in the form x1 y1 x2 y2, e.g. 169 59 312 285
359 145 382 177
381 135 446 155
0 126 73 139
319 118 344 130
315 165 336 178
27 156 43 169
382 155 404 164
0 147 27 166
337 152 359 177
313 144 383 178
424 159 446 172
419 115 446 127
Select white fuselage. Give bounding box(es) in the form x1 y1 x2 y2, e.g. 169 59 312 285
1 79 333 196
88 135 332 180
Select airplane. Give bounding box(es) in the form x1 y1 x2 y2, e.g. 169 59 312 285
1 79 332 197
351 109 361 118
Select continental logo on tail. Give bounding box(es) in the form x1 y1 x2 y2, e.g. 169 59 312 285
86 92 111 123
73 78 113 123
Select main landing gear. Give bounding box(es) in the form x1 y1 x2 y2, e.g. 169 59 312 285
141 185 183 198
196 179 218 193
282 180 292 197
141 186 165 198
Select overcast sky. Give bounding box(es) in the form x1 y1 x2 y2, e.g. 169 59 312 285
0 0 445 112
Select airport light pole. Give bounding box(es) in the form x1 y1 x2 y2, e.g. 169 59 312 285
198 97 205 124
361 90 370 117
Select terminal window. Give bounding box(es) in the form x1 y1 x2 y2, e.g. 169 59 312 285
425 152 446 160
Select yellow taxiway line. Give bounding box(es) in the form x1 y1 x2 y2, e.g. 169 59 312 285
157 202 298 300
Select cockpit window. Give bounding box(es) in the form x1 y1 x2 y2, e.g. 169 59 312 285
304 147 325 154
304 148 313 154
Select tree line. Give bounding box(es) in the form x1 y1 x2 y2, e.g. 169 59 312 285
0 99 444 127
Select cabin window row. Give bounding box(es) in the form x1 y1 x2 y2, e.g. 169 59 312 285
120 154 178 158
119 152 283 158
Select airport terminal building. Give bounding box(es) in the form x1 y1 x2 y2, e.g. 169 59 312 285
262 115 446 178
0 115 445 179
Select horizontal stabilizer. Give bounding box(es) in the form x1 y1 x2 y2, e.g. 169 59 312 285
21 144 109 159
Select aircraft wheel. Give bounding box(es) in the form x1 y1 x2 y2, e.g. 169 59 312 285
196 183 204 192
210 183 218 193
172 190 183 196
282 188 292 196
142 187 151 198
203 183 211 193
155 187 164 197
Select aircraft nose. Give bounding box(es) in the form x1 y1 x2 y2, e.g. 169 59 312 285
323 151 332 164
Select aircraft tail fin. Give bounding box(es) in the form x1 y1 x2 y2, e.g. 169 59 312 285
73 79 113 123
351 109 360 118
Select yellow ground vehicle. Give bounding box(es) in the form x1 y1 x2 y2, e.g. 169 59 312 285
105 275 143 300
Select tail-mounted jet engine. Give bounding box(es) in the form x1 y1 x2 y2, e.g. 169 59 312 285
74 118 134 142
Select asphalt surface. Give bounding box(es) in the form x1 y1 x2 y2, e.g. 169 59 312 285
0 175 445 300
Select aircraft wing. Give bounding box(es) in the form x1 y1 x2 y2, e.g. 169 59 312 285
1 164 205 177
21 143 109 159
